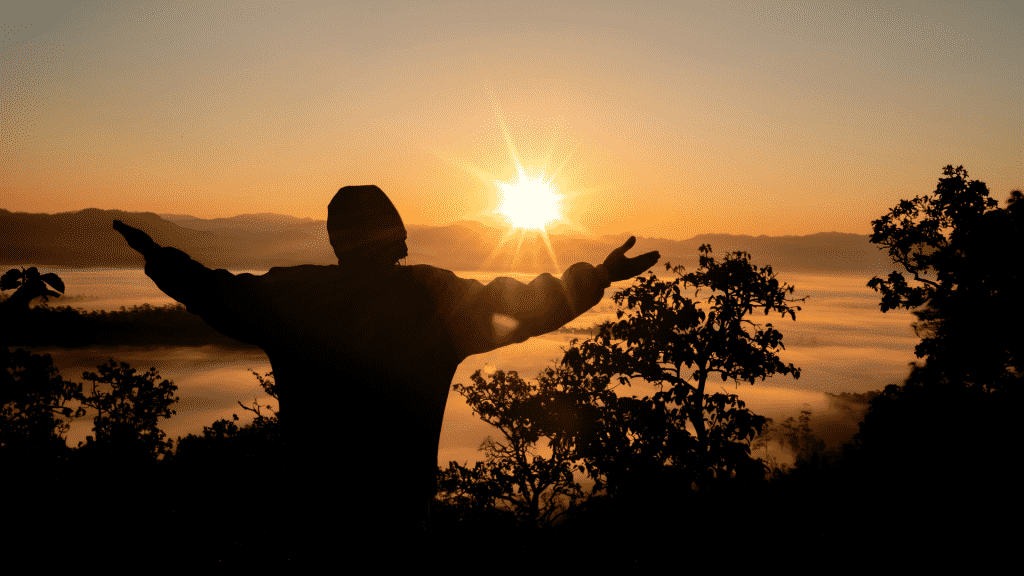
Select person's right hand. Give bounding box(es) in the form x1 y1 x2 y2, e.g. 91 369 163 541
113 220 161 259
602 236 660 282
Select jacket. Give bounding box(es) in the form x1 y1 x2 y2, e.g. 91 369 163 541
143 246 610 510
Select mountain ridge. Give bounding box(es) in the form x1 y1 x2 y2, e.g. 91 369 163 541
0 208 901 273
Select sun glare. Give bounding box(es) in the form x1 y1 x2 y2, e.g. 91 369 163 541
447 87 595 271
493 163 563 231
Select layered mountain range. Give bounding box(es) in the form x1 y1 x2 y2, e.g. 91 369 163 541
0 208 901 274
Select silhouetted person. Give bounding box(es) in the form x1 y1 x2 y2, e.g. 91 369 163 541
113 185 658 560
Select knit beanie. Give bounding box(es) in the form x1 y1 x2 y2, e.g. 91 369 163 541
327 185 407 267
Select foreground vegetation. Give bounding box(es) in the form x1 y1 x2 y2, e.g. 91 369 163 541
2 166 1019 566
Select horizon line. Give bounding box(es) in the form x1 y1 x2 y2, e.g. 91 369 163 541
1 206 873 240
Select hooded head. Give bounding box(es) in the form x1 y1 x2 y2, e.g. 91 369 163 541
327 185 408 270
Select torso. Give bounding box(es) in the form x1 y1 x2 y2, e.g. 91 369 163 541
253 264 470 498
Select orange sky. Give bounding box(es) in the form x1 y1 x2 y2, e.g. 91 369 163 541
1 1 1020 240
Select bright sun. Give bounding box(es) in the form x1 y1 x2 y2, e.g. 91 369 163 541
493 162 563 231
448 88 588 271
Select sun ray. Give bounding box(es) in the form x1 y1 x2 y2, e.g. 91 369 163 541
478 227 522 270
549 141 578 180
448 155 500 186
487 87 521 174
509 230 527 270
537 228 561 273
440 84 607 270
538 126 560 177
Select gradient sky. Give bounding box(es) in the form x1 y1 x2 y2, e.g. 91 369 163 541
2 0 1020 239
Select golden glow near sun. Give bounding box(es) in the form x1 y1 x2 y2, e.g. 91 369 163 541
493 162 563 231
448 87 592 272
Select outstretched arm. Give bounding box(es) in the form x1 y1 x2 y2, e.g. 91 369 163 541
113 220 264 345
456 236 659 354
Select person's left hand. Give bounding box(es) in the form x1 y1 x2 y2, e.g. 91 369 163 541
601 236 660 282
113 220 161 259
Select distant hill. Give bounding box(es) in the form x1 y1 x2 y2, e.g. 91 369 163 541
0 208 902 273
0 208 334 269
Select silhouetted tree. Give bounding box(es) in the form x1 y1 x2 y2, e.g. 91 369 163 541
78 359 179 463
1 347 84 463
776 391 878 475
0 267 65 312
749 416 780 478
867 165 1023 388
853 166 1021 531
163 369 286 566
451 368 586 528
515 362 696 501
2 351 189 563
172 369 282 469
778 406 826 468
434 459 518 529
236 369 278 419
559 244 806 493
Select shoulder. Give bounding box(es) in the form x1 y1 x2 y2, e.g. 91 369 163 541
402 264 478 296
262 264 339 281
404 264 460 282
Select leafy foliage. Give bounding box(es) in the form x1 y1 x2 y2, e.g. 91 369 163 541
0 267 65 312
0 347 84 462
847 166 1023 520
559 244 805 491
0 348 291 565
79 359 179 462
867 165 1023 389
1 266 65 298
778 407 825 466
236 369 278 420
172 368 282 469
434 459 518 528
451 368 585 528
515 363 694 498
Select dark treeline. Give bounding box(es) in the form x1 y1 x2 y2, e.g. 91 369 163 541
1 347 284 567
2 166 1019 567
0 298 258 348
